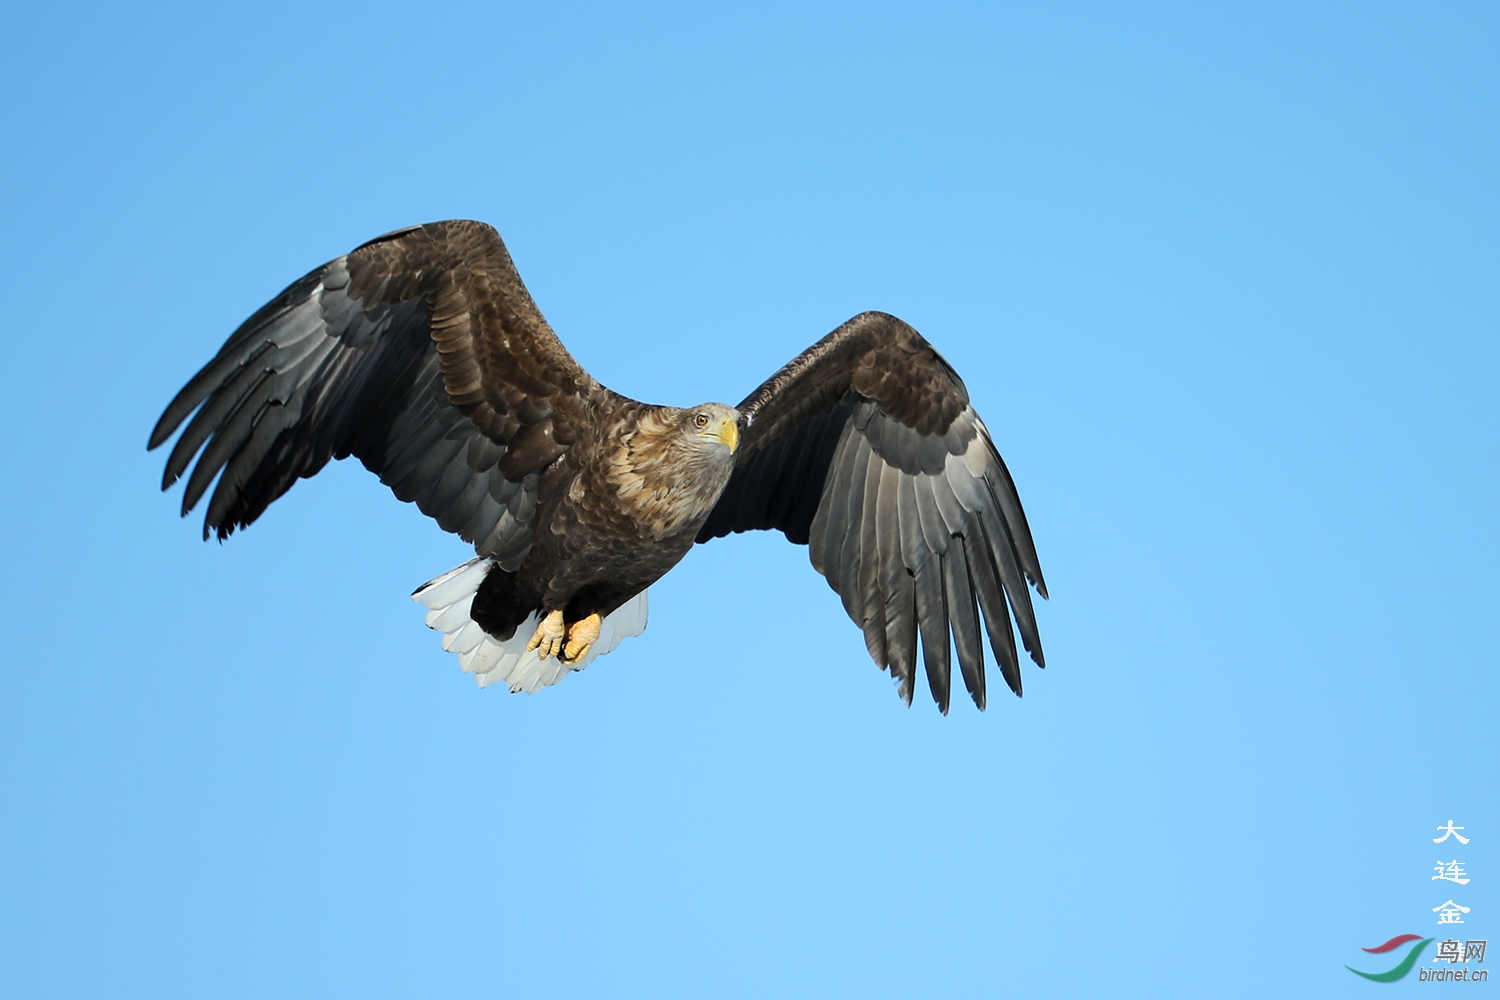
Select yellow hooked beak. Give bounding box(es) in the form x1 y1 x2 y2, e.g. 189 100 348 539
714 416 740 454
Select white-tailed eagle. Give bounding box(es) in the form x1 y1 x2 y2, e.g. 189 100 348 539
149 221 1047 712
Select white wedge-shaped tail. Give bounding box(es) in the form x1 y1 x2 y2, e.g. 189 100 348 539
411 557 648 693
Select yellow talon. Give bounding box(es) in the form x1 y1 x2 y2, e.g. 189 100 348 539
563 613 603 663
526 609 567 660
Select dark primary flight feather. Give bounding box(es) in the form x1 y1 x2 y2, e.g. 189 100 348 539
696 312 1047 712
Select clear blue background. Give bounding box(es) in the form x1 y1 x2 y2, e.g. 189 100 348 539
1 3 1494 996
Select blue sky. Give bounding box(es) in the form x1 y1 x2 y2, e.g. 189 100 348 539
1 3 1495 996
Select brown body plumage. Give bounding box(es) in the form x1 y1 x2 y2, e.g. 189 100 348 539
150 220 1048 711
472 400 741 640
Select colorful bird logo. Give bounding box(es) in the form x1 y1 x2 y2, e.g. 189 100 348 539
1347 934 1433 982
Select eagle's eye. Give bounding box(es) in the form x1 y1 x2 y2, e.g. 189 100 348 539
693 412 710 428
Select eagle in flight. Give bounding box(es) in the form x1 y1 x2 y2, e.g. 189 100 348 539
150 221 1047 712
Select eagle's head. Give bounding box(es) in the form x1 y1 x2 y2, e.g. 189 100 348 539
681 403 741 457
605 402 743 536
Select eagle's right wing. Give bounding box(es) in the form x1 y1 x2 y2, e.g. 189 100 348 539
148 220 601 569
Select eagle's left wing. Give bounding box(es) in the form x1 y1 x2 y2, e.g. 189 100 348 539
696 312 1046 712
148 221 603 566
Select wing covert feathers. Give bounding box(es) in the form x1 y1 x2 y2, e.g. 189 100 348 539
699 312 1047 712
